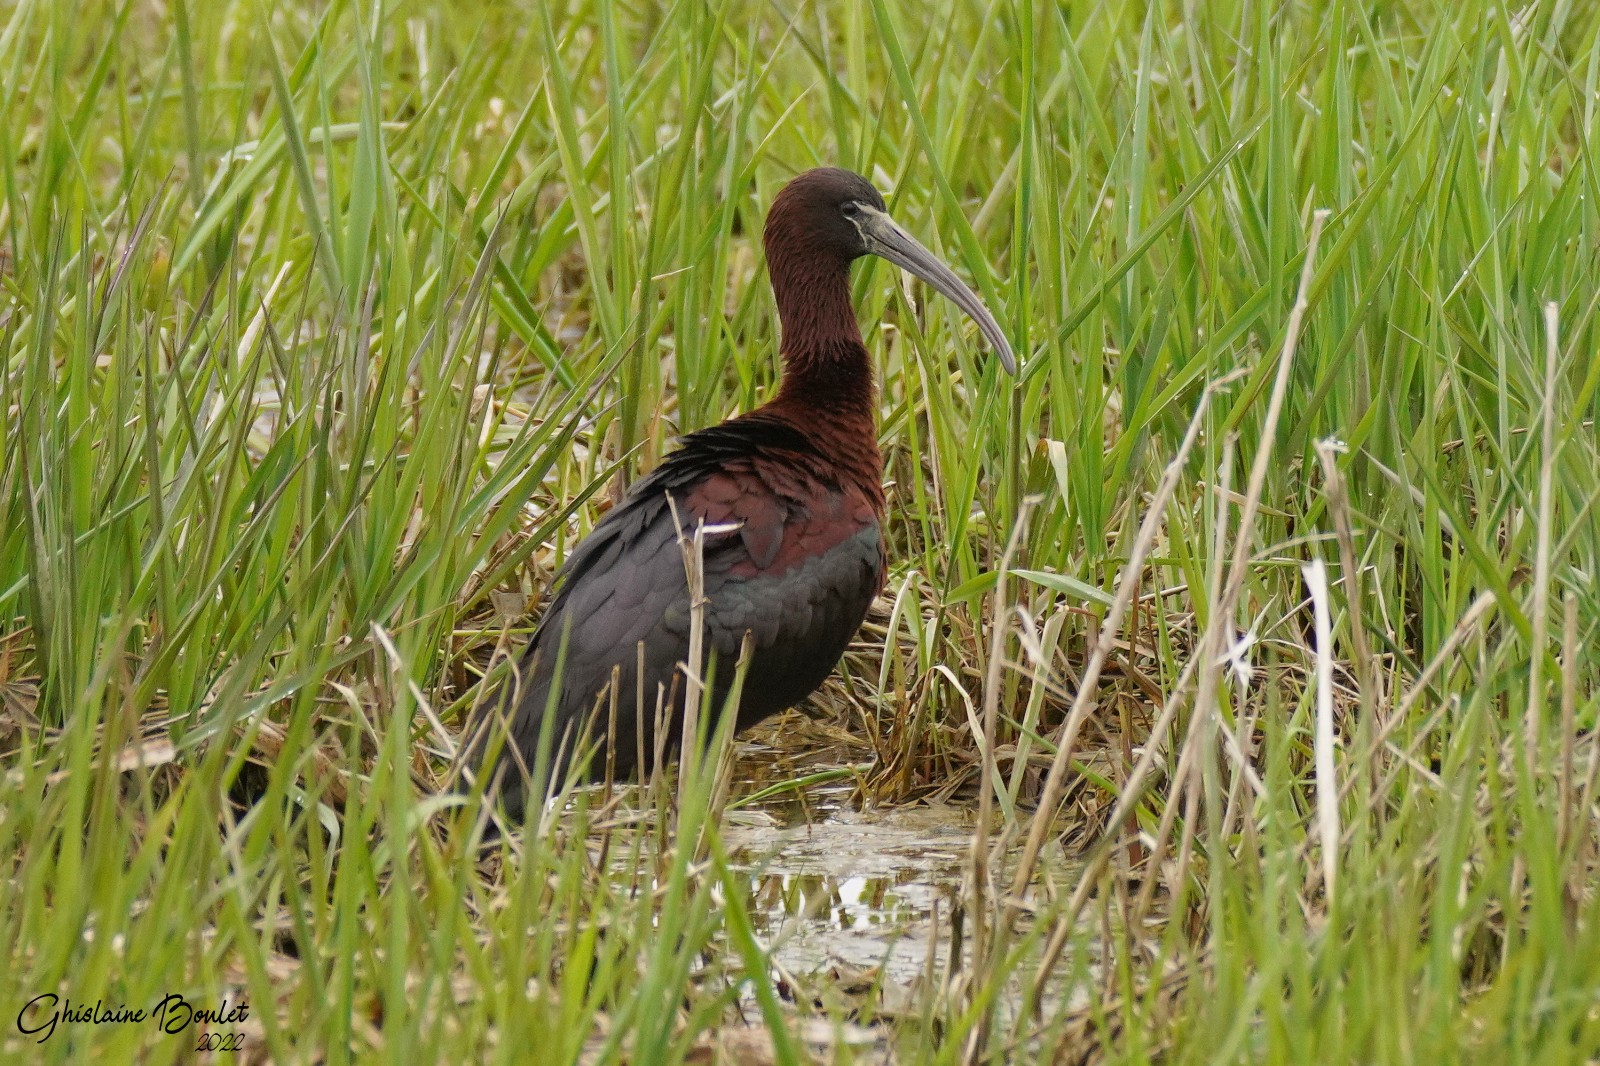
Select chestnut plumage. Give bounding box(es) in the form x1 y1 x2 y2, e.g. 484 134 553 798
467 167 1013 817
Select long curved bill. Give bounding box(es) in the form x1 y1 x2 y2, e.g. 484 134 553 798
856 206 1017 374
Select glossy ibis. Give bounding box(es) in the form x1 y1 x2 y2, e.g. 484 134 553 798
469 167 1014 817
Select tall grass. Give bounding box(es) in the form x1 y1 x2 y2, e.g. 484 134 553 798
2 0 1598 1061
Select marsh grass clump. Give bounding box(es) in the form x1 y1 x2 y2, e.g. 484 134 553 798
3 1 1599 1062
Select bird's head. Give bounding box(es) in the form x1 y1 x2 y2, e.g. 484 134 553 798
764 167 1016 373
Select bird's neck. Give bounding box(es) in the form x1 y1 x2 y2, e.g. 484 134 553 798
769 257 874 414
763 257 884 506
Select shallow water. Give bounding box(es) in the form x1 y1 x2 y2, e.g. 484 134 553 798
725 797 981 984
711 719 1070 996
579 723 1101 1060
583 717 1094 1027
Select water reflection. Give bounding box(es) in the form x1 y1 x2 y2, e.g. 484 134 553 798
724 797 980 981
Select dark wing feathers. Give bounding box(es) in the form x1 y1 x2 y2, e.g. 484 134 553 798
475 416 884 813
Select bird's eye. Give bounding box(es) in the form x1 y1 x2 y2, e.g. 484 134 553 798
841 201 862 219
